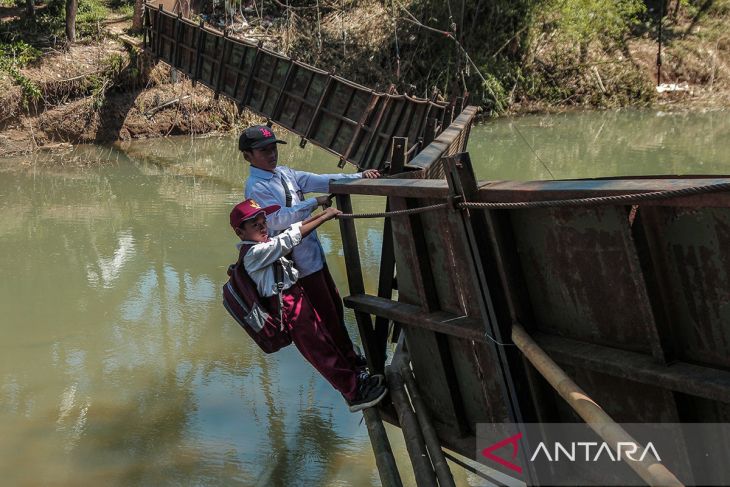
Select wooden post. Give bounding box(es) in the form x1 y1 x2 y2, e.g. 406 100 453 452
390 137 407 175
142 4 148 48
423 117 437 148
171 12 182 67
401 363 456 487
363 408 403 487
335 194 385 370
371 201 395 374
386 364 437 486
154 4 164 59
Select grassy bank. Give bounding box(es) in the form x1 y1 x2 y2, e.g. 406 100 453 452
0 0 727 155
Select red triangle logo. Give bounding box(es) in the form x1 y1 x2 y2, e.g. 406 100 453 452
481 432 523 474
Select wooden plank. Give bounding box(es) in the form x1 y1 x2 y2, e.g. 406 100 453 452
372 203 396 368
335 195 384 370
343 294 486 342
330 178 449 198
191 20 205 85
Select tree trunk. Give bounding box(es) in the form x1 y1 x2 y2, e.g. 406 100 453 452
132 0 144 31
25 0 35 20
65 0 77 43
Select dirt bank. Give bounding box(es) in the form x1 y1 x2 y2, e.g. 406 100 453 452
1 1 728 158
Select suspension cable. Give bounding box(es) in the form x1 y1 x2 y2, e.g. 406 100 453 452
334 180 730 219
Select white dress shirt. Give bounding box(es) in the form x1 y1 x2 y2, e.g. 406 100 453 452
244 165 362 278
239 223 302 297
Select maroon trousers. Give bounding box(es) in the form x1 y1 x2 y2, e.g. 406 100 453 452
283 267 360 401
298 266 360 368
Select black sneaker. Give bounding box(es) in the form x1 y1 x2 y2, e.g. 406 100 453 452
358 370 385 388
348 375 388 412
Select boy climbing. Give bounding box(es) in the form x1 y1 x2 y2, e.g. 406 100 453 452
228 199 387 412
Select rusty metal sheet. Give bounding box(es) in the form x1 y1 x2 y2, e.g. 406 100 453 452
309 78 370 155
276 64 328 134
247 51 291 116
157 9 176 62
644 207 730 369
176 20 199 76
510 206 659 353
196 28 222 87
218 38 257 100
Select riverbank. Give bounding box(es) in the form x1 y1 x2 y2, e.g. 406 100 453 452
1 0 728 157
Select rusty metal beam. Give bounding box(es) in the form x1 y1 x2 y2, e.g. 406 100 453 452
476 178 730 207
533 331 730 404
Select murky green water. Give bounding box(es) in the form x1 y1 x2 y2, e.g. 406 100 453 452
1 109 728 486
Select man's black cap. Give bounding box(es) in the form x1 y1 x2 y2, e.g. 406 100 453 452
238 125 288 151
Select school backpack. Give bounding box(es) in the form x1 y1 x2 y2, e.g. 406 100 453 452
222 244 292 354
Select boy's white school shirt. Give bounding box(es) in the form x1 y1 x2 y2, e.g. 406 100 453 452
239 222 303 297
244 165 362 278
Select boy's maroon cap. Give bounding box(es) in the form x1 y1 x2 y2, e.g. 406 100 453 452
230 199 280 229
238 125 288 151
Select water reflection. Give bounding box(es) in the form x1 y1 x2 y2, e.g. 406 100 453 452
0 142 394 486
469 109 730 180
2 109 728 485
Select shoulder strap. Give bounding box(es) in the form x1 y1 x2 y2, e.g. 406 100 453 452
279 172 293 208
238 243 254 267
239 243 286 331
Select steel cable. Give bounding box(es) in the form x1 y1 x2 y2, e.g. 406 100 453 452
334 181 730 219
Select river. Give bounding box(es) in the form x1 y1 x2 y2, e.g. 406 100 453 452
1 109 728 486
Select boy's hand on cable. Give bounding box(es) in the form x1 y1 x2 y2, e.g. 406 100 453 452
322 207 342 220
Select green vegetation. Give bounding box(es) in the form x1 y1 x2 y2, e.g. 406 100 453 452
0 40 42 105
0 0 727 119
276 0 726 114
388 0 655 114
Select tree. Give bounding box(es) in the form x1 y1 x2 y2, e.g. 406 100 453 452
65 0 78 43
26 0 35 20
132 0 144 31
